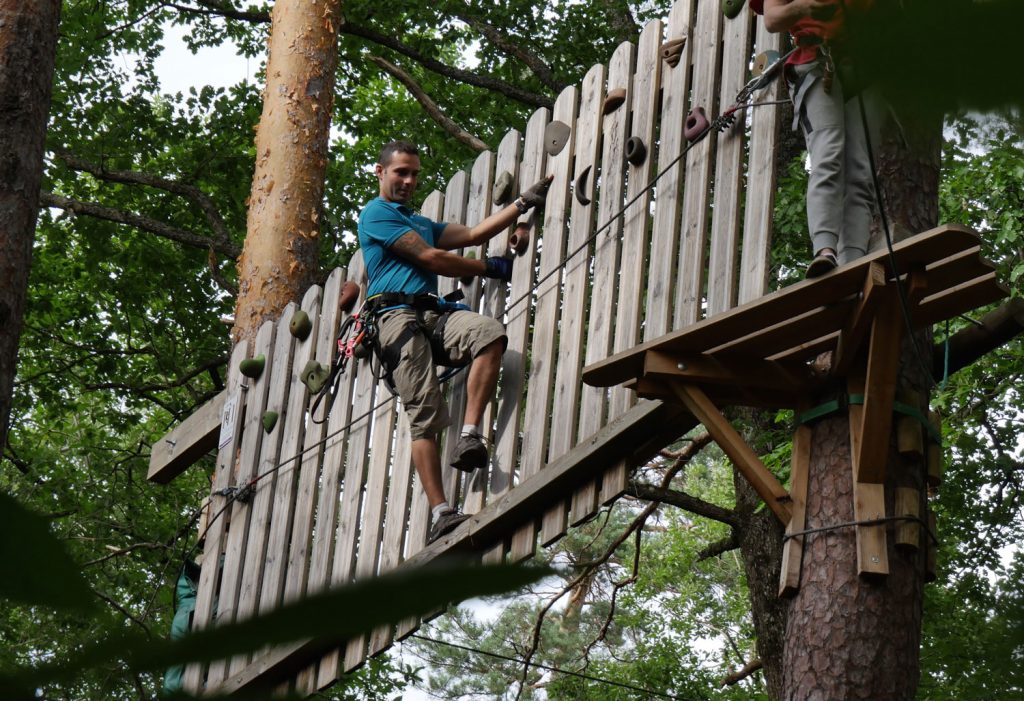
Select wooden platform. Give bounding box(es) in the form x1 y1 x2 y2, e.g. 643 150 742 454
583 224 1005 405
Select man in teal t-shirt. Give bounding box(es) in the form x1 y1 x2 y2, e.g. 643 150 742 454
358 140 551 544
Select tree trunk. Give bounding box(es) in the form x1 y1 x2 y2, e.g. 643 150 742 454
734 410 788 699
781 105 941 700
232 0 342 345
0 0 61 453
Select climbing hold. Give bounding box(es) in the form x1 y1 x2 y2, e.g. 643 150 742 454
625 136 647 166
508 222 530 256
544 120 571 157
661 37 686 67
239 354 265 379
261 411 279 433
289 310 312 340
603 88 627 115
684 107 710 142
339 280 360 313
752 50 781 78
300 359 330 394
722 0 744 19
492 170 514 205
574 165 592 206
461 250 476 286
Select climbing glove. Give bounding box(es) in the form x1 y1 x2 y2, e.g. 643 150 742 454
515 175 554 213
483 256 513 281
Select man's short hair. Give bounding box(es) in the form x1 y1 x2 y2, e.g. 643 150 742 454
379 140 419 166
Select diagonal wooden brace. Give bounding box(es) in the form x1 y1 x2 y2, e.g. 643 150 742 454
671 381 792 524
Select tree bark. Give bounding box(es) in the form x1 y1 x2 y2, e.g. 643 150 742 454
781 104 940 701
231 0 341 345
0 0 61 453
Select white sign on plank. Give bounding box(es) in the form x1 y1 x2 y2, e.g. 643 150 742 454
218 392 239 449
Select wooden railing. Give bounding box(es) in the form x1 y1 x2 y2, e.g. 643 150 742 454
149 0 786 694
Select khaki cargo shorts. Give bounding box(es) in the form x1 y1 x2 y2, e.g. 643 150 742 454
376 308 506 440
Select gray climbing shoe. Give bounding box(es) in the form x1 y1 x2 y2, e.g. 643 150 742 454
428 510 470 544
450 434 488 472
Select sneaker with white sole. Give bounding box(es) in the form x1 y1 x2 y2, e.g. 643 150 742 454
428 510 470 544
450 433 488 472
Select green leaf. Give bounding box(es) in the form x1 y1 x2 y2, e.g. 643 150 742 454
0 560 550 693
0 492 94 613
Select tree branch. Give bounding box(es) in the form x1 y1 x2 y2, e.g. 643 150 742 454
367 55 489 152
933 298 1024 377
40 191 242 258
84 354 228 395
53 150 235 249
165 2 554 107
698 533 741 561
455 13 565 93
630 483 740 527
720 657 763 687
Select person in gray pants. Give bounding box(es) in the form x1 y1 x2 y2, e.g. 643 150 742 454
761 0 881 277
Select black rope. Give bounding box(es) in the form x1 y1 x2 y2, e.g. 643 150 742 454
783 513 940 546
503 52 795 316
409 633 706 700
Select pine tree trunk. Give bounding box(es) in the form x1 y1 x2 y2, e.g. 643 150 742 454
0 0 61 452
231 0 342 345
781 107 941 700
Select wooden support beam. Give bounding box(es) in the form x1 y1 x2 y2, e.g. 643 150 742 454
779 421 812 597
832 261 886 377
670 382 792 524
894 487 921 551
643 350 817 396
147 390 226 484
853 288 902 484
847 367 889 577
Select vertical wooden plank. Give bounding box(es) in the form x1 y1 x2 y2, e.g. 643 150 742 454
368 411 414 655
645 0 696 339
738 24 783 305
551 64 604 532
779 421 811 597
282 274 344 608
517 85 578 546
706 7 754 316
444 151 494 517
342 395 398 671
315 347 379 682
504 106 550 562
674 0 724 327
205 320 276 686
473 129 521 522
229 302 299 677
438 170 470 508
601 21 663 505
305 266 357 599
184 341 249 693
576 40 634 457
847 366 888 577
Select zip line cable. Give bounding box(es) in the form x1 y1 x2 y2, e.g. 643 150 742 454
409 634 705 700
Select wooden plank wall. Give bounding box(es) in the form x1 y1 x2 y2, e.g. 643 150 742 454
183 0 781 694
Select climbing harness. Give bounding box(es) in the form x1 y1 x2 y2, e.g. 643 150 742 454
309 290 471 423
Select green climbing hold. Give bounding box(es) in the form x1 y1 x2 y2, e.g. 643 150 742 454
290 310 312 340
262 411 279 433
492 170 514 206
239 354 265 379
300 359 330 394
722 0 744 19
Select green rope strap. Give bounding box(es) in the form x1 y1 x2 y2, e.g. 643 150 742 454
796 393 941 444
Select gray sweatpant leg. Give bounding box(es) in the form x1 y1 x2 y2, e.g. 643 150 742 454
789 60 882 266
